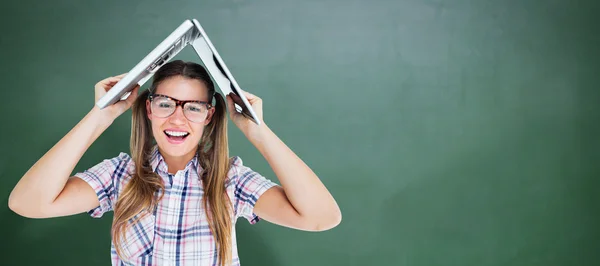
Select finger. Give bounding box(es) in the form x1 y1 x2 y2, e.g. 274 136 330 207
241 91 262 106
105 75 126 84
97 73 128 86
100 75 122 84
106 73 128 83
229 93 243 104
225 94 237 116
124 85 140 106
241 90 257 99
243 93 262 111
230 93 253 111
97 79 120 90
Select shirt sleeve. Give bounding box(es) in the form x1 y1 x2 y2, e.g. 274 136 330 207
229 156 278 224
73 152 132 218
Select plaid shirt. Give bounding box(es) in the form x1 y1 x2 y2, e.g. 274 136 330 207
75 146 278 266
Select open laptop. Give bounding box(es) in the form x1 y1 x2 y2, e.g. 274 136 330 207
95 19 261 125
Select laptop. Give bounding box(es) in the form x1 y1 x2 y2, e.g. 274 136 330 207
95 19 261 125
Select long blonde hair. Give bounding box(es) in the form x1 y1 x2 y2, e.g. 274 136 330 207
112 60 233 265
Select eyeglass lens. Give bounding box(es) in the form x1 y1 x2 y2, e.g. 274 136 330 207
151 96 209 122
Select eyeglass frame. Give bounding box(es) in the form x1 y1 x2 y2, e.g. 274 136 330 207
147 93 213 121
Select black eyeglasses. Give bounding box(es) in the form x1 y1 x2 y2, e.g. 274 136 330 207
148 94 213 122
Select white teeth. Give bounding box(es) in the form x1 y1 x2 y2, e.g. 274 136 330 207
165 131 189 137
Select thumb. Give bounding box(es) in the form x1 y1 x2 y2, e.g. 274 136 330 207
112 85 139 115
225 93 236 116
124 85 140 107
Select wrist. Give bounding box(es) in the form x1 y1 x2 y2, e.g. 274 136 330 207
246 123 274 150
88 106 114 130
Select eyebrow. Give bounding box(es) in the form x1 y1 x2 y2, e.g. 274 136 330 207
151 94 209 103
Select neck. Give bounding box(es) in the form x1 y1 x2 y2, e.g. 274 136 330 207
159 147 197 174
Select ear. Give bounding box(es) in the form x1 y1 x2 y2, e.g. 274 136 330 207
146 99 152 120
204 106 216 126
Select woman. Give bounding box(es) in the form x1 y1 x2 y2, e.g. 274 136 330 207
9 60 341 266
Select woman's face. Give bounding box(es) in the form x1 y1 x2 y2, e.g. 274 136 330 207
146 75 215 159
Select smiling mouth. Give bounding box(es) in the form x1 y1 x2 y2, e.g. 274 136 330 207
164 130 190 142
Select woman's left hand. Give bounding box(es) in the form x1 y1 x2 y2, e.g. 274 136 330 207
225 90 267 140
226 89 342 232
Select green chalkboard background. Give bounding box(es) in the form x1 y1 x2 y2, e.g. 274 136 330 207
1 0 599 265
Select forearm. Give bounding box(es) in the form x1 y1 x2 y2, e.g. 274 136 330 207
248 124 340 220
9 107 111 207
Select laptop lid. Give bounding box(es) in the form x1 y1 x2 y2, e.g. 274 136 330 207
95 20 197 109
95 19 261 125
190 19 261 125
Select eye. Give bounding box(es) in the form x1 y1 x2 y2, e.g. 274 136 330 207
186 103 204 112
158 102 173 108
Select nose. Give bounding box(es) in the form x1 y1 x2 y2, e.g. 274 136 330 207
168 105 187 124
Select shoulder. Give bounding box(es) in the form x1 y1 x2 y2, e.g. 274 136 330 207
111 152 136 180
226 156 245 183
225 156 260 187
225 156 277 190
104 152 135 173
224 156 279 222
72 152 135 218
228 156 244 172
80 152 135 182
107 152 133 163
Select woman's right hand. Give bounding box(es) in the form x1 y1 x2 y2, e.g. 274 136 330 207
9 74 141 219
93 73 140 124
